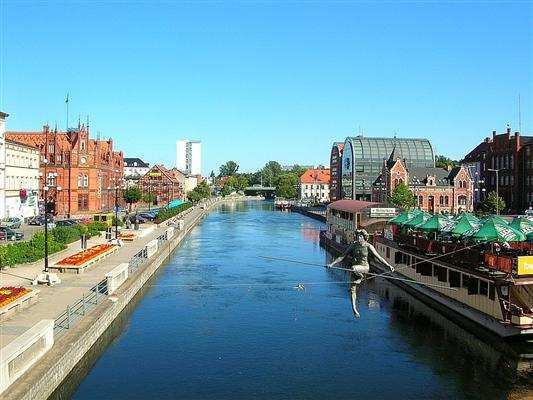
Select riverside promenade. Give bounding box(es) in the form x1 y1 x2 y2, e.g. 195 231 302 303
0 196 259 399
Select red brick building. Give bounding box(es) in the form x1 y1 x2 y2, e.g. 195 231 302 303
138 165 184 206
329 142 344 201
373 148 473 213
463 126 533 213
6 123 124 217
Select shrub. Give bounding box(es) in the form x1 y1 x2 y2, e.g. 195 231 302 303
154 203 192 224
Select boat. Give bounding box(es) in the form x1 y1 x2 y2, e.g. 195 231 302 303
274 198 292 211
319 206 533 340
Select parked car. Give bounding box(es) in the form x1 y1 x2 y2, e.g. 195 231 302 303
138 212 157 221
27 215 54 226
56 219 79 227
1 217 23 229
0 227 24 241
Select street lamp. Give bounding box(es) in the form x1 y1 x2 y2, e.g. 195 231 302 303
487 168 503 215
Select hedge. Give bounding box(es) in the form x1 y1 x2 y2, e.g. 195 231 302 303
154 203 192 224
0 221 109 268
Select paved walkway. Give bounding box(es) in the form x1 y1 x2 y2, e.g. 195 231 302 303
0 203 206 348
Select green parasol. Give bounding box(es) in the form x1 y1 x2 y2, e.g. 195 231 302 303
389 209 421 225
470 219 526 242
482 215 509 225
509 216 533 237
416 214 451 232
450 218 479 236
402 211 431 228
454 212 479 224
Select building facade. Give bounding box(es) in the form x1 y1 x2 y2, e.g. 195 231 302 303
138 165 184 207
4 140 40 218
0 112 7 218
6 124 124 217
341 136 435 201
124 157 150 187
299 168 330 203
329 142 344 202
463 126 533 213
176 140 202 176
373 148 473 213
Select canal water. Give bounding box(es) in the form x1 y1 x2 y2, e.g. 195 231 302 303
69 201 531 400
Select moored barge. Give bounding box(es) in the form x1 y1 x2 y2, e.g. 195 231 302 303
320 200 533 340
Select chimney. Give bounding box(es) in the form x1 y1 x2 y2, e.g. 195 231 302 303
506 124 511 135
492 130 496 139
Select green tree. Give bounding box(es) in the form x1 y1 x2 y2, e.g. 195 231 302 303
225 175 248 191
435 155 458 169
221 184 234 197
219 161 239 176
389 182 416 209
483 191 505 214
187 181 212 203
143 193 155 206
122 186 142 211
276 173 298 199
261 161 283 186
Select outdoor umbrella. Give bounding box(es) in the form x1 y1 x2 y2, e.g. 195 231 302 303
416 214 451 232
402 211 431 228
469 219 526 242
482 215 509 225
389 209 421 225
509 216 533 237
455 212 479 224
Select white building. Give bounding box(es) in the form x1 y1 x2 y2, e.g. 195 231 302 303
298 168 331 203
176 139 201 176
124 157 150 187
5 139 40 218
0 112 7 218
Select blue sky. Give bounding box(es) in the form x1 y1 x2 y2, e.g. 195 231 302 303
1 1 531 174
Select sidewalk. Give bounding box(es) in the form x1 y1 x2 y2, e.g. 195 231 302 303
0 203 205 348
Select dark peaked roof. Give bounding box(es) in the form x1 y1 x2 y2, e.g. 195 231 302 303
124 157 149 168
386 146 402 168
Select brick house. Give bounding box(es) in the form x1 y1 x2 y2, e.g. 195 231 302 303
6 123 124 217
329 142 344 202
463 126 533 213
373 148 473 213
138 165 184 207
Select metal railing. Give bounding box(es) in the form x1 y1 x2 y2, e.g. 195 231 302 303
53 279 108 337
51 198 217 337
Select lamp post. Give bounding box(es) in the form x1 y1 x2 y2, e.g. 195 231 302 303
487 168 503 215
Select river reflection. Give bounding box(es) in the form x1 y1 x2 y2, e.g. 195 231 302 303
68 201 532 400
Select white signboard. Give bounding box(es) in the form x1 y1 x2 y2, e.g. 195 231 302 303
370 208 396 218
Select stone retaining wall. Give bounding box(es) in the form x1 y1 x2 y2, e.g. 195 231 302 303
1 196 257 400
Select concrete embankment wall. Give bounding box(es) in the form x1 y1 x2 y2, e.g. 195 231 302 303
3 197 258 400
291 206 326 222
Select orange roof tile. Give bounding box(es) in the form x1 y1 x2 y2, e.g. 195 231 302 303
299 168 330 184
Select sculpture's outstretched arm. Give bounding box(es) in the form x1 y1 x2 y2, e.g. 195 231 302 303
366 242 395 272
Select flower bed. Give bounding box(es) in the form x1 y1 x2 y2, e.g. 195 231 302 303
0 286 31 308
57 244 115 266
119 232 136 242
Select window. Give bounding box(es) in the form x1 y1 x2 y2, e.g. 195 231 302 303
83 174 89 187
479 280 488 296
449 270 461 288
77 174 83 188
418 196 423 206
78 194 89 211
444 195 449 205
458 195 467 206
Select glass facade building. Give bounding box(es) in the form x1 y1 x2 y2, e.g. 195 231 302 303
341 136 435 200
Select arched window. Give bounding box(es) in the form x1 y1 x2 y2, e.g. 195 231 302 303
444 196 449 205
439 196 444 205
83 174 89 187
418 196 423 206
77 174 83 188
458 195 467 206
